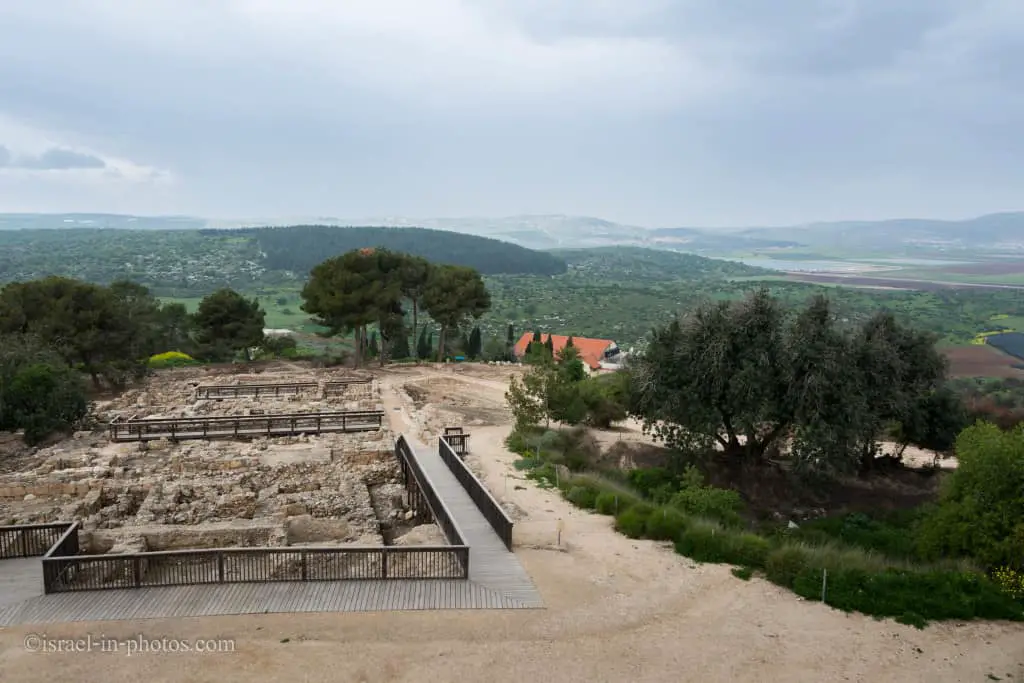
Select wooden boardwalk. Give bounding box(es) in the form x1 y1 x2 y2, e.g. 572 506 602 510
0 438 541 625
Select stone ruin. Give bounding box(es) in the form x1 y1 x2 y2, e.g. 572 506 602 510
0 366 446 556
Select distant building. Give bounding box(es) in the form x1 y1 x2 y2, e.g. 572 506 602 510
512 332 623 373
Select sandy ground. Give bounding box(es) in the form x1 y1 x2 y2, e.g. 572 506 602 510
0 364 1021 683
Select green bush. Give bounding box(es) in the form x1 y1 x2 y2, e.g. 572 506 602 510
916 423 1024 571
764 544 813 587
644 507 690 541
670 486 744 527
795 511 923 560
790 566 1023 623
595 491 624 515
732 566 754 581
566 486 599 510
627 467 676 498
2 362 89 445
615 503 655 539
675 522 771 568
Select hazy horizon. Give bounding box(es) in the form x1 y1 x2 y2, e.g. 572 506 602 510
1 2 1022 227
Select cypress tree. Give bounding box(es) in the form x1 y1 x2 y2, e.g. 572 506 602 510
416 325 431 360
505 323 515 361
391 325 411 359
566 336 575 348
468 326 483 359
368 331 379 358
544 335 554 355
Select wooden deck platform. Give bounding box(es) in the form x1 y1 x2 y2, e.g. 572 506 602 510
0 437 541 625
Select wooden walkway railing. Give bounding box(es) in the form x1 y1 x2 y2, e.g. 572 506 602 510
0 523 74 559
108 410 384 442
41 543 467 593
396 436 470 556
443 427 470 456
195 382 319 399
2 435 474 594
437 436 513 550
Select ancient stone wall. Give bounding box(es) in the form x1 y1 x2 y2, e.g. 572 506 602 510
0 367 441 554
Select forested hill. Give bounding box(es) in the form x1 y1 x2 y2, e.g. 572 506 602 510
202 225 567 276
549 246 773 283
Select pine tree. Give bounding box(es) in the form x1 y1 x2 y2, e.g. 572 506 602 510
367 331 379 358
468 326 483 359
427 330 435 359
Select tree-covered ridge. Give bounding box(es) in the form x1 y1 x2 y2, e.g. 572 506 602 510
202 225 568 276
549 246 774 282
0 229 270 295
0 226 566 296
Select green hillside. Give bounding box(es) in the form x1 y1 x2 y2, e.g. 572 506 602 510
205 225 567 276
0 226 567 296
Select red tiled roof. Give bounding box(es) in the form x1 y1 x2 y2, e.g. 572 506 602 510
513 332 615 370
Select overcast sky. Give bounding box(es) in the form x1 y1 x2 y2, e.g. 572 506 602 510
0 1 1021 227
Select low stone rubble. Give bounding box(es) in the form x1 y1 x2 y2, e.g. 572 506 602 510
0 366 443 553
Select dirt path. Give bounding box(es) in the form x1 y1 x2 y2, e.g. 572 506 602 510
0 366 1019 682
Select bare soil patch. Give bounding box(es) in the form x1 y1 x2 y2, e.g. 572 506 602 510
944 345 1024 379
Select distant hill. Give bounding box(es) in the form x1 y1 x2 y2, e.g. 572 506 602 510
0 225 566 296
3 211 1024 255
203 225 567 276
550 246 774 282
737 212 1024 252
0 213 204 230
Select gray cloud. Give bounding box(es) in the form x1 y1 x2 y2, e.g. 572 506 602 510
15 147 106 170
0 1 1021 224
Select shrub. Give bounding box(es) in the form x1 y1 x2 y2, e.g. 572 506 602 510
148 351 198 369
566 486 599 510
790 567 1023 623
595 491 624 515
615 503 655 539
916 423 1024 570
795 511 922 561
764 544 813 587
627 467 676 497
670 485 744 527
675 521 771 568
644 507 689 541
993 566 1024 600
2 362 89 445
567 472 642 503
732 566 754 581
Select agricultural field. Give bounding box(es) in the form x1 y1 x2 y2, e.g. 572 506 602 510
944 345 1024 379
